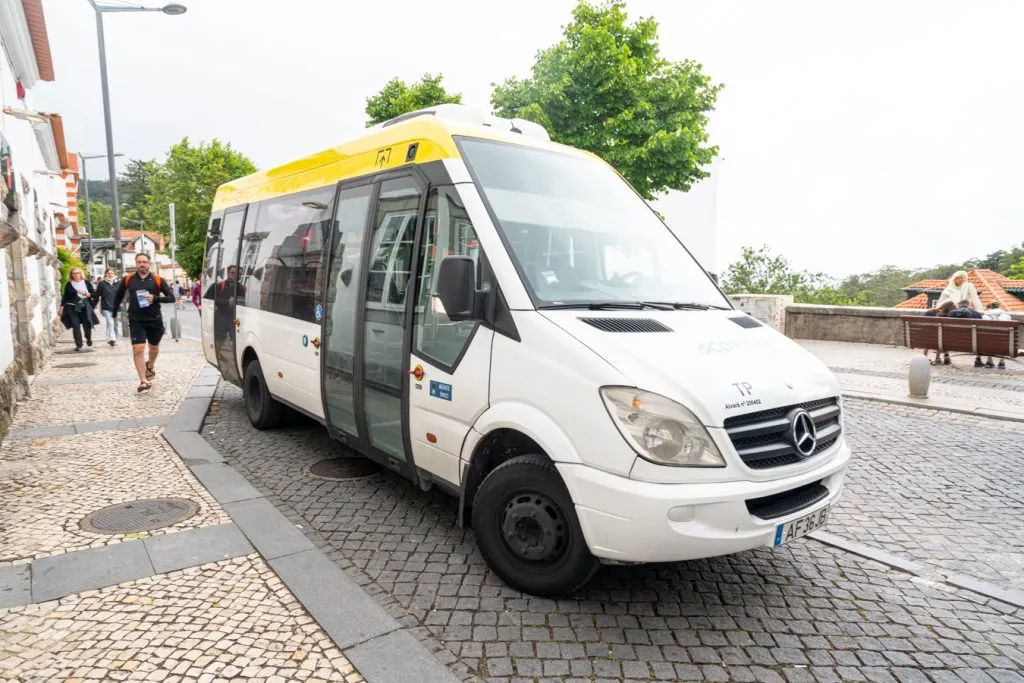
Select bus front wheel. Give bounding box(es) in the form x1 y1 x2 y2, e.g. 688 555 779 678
472 454 600 597
243 358 283 430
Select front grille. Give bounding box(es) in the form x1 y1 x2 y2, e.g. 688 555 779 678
723 397 842 470
746 481 829 520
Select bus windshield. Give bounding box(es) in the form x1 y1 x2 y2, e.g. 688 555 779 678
457 137 730 310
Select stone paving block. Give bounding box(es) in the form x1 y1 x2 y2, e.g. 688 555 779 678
202 381 1024 682
269 548 398 649
164 429 225 464
0 554 364 682
0 564 31 608
225 497 313 560
31 540 154 602
143 523 252 574
345 628 461 683
165 397 211 433
188 462 262 504
185 383 218 399
74 418 130 433
6 424 76 439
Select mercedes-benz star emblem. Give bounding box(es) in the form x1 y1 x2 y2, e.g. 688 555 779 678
788 409 818 457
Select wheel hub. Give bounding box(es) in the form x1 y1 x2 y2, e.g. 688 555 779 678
501 493 567 562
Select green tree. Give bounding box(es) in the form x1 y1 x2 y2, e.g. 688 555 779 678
78 199 113 239
722 245 865 306
56 246 85 287
143 138 256 277
1006 256 1024 279
119 159 159 217
490 0 722 199
365 74 462 126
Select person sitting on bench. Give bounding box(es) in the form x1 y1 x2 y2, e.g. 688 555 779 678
922 300 955 365
982 302 1011 369
948 300 985 366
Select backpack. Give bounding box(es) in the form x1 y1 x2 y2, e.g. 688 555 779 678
125 273 162 290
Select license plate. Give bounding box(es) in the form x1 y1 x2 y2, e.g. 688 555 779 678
774 505 829 546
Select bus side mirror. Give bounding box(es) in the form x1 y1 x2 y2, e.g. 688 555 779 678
436 256 478 321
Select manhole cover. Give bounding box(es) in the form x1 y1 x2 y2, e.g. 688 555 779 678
307 457 381 480
55 362 98 368
80 498 199 534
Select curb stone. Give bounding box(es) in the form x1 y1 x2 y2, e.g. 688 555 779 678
162 364 463 683
841 389 1024 424
810 530 1024 610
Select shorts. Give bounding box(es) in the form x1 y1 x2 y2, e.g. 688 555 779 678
129 319 165 346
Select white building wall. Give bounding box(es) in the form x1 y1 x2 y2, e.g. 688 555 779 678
0 255 13 371
0 7 63 378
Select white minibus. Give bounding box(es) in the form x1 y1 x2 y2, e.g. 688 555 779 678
200 105 850 596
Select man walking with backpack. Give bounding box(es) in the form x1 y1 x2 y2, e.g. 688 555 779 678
112 253 176 392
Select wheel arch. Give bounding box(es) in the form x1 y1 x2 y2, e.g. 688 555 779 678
457 401 584 527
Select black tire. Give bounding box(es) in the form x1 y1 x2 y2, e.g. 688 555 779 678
242 358 283 430
472 454 600 597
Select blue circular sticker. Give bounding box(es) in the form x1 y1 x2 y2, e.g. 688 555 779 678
314 304 323 321
302 335 309 347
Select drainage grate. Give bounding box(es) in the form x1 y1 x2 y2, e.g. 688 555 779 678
54 348 95 355
80 498 199 534
55 362 98 368
307 457 381 480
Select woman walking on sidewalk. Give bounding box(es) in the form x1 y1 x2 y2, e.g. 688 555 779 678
95 268 120 346
58 267 99 351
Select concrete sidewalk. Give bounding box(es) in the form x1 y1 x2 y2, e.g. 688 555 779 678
799 339 1024 422
0 338 364 682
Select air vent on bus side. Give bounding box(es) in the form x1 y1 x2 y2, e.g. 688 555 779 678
579 318 673 333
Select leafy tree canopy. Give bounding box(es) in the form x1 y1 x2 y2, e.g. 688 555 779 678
490 0 722 199
721 246 866 306
142 138 256 278
365 74 462 126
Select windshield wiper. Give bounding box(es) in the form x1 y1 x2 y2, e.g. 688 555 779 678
538 301 674 311
641 301 730 311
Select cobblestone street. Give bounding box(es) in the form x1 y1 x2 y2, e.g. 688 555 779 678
0 338 365 683
204 383 1024 682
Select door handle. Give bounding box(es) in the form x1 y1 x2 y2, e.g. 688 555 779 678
233 318 240 327
371 327 384 335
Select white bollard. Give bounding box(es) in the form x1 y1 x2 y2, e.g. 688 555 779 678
908 354 931 398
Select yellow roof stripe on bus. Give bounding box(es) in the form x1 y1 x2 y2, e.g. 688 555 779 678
211 116 595 211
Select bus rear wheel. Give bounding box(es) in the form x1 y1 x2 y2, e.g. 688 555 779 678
472 454 600 597
243 358 283 430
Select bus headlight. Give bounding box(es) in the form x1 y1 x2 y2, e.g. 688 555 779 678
600 387 725 467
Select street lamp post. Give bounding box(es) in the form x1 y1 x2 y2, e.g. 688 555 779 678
78 152 122 278
87 0 186 334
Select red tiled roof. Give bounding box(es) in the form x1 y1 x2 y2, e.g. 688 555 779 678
899 269 1024 312
21 0 54 82
894 293 929 309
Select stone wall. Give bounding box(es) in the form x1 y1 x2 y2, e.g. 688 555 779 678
785 304 1024 345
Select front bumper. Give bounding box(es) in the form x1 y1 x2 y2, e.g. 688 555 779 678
558 440 851 563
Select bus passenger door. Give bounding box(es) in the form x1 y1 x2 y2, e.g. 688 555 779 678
212 206 246 384
200 213 223 367
407 187 492 488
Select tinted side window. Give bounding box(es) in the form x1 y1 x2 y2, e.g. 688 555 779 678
413 189 482 368
201 214 223 301
246 187 335 322
237 202 262 304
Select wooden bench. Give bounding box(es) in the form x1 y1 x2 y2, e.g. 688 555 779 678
902 316 1022 358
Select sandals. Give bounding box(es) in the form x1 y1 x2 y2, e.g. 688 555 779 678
137 381 152 393
145 361 155 381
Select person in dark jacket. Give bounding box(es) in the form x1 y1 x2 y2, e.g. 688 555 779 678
58 267 99 351
112 252 176 392
95 267 120 346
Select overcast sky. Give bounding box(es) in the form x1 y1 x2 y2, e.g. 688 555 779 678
33 0 1024 277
